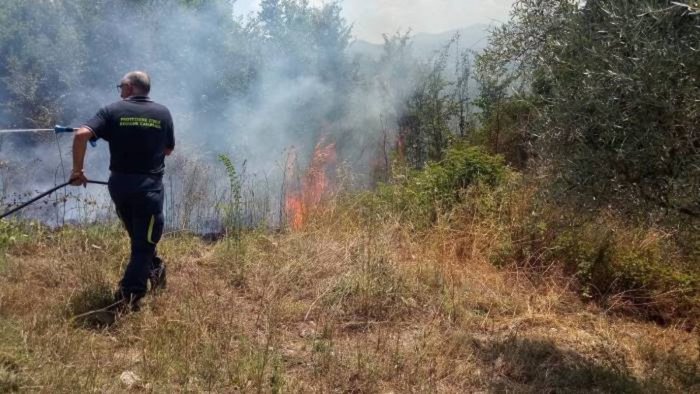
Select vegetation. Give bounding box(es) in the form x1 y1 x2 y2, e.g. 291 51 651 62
0 202 697 391
370 144 507 227
217 154 243 237
467 0 700 324
477 0 700 218
0 0 698 391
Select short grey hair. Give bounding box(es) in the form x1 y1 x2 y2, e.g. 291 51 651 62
121 71 151 94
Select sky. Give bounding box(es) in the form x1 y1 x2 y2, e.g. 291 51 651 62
233 0 515 43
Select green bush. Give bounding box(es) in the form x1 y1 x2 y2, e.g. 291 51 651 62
553 222 699 322
373 144 507 226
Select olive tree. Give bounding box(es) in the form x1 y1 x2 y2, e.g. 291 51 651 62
479 0 700 219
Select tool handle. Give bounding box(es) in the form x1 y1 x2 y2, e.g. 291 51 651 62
54 125 98 147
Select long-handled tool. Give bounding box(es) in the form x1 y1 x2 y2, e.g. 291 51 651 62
0 125 98 146
0 180 108 220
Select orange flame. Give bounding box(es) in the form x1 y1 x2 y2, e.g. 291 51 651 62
284 135 337 230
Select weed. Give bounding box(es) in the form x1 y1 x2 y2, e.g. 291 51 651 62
218 154 243 238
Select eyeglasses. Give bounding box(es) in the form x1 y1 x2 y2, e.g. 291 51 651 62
116 83 128 91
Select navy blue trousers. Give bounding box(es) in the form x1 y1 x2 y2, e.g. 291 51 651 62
108 173 165 298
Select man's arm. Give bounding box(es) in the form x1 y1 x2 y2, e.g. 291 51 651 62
70 127 93 186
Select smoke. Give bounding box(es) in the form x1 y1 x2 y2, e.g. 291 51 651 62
64 0 360 173
235 0 512 43
0 0 484 227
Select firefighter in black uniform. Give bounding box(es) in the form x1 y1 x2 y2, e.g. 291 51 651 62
71 71 174 311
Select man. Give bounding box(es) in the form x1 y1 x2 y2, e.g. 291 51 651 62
71 71 175 312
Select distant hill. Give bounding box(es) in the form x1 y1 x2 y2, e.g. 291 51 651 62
348 24 492 60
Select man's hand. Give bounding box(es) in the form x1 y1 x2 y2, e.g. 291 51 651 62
69 169 88 187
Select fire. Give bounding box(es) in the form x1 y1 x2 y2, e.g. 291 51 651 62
284 135 337 230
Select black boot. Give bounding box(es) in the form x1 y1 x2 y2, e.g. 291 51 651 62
149 256 167 292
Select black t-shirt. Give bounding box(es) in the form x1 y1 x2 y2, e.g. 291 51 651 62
83 96 175 175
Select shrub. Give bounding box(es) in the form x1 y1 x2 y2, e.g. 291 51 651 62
458 177 699 324
374 144 507 226
553 222 699 322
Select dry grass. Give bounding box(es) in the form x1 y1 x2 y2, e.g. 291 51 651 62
0 208 698 392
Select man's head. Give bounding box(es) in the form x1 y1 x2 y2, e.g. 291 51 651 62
118 71 151 99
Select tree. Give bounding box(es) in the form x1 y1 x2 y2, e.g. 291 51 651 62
381 34 464 169
0 0 86 128
256 0 352 86
252 0 356 151
453 48 472 138
479 0 700 219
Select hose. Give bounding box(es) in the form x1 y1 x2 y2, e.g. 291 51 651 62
0 180 108 220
